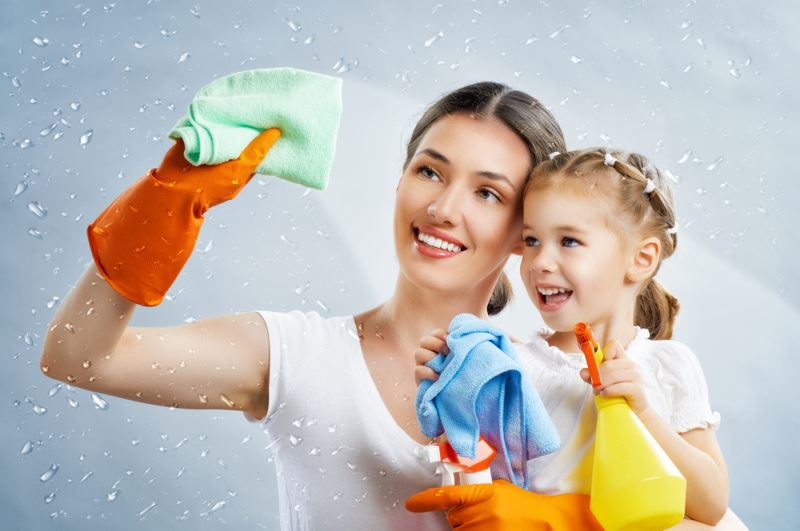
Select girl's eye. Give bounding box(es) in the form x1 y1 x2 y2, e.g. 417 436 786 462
477 188 501 203
562 237 580 248
523 236 539 247
418 166 441 182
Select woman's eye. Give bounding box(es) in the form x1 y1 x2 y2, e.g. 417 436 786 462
562 237 580 248
418 166 441 181
477 188 501 203
523 236 539 247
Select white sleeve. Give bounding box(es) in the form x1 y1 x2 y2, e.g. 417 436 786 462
253 310 320 423
649 341 721 433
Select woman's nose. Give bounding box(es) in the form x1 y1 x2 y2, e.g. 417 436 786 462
427 186 463 225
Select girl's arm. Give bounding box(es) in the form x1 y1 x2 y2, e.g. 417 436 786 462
41 264 272 419
587 341 729 525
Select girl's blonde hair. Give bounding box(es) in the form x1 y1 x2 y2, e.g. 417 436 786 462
529 148 679 339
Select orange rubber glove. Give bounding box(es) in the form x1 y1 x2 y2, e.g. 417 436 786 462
405 479 602 531
87 129 281 306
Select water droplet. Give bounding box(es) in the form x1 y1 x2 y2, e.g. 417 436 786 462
107 489 120 501
91 393 108 410
33 36 50 47
209 500 226 513
294 282 310 295
46 296 60 309
424 32 444 47
328 424 337 433
21 441 34 455
316 299 329 313
39 464 59 482
706 156 724 171
219 393 235 408
24 333 34 346
660 80 671 89
138 501 157 518
39 123 58 137
178 52 190 63
304 34 315 45
27 201 48 218
729 67 741 79
378 469 387 476
346 462 357 471
14 181 29 197
79 130 93 148
44 492 56 504
189 5 201 18
48 383 62 397
69 101 81 111
570 55 583 64
80 471 94 482
198 393 208 404
18 138 33 149
289 434 302 447
309 447 321 456
33 404 47 415
549 25 569 39
287 20 302 32
67 398 79 408
133 41 146 49
82 359 92 369
677 150 692 164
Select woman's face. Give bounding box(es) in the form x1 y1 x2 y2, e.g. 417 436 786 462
394 113 532 298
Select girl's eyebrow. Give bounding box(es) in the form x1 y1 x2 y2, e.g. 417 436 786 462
418 148 515 190
522 223 588 233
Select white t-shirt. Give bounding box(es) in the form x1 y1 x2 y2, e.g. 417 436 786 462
518 327 721 496
251 310 447 531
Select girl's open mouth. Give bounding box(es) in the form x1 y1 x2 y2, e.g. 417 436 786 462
537 287 573 311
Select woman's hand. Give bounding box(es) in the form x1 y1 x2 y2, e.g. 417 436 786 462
579 339 651 416
414 329 449 385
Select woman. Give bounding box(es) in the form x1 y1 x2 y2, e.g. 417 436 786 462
40 81 570 529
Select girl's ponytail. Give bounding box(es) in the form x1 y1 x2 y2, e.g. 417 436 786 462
635 279 680 340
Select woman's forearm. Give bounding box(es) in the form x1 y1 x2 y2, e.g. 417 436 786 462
41 263 136 380
638 409 729 524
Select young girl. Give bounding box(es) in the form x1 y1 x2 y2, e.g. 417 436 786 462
411 148 731 527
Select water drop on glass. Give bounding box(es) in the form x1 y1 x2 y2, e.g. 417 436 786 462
18 138 32 149
549 25 568 39
424 32 444 47
79 130 93 148
138 501 157 518
28 201 48 218
289 434 302 447
44 492 56 504
91 393 108 410
133 41 146 49
33 404 47 415
39 123 58 137
28 228 44 240
209 500 226 513
21 441 34 455
287 20 301 32
14 181 28 197
69 101 81 111
33 36 49 47
294 282 310 295
39 464 59 482
48 383 62 397
67 398 79 408
729 67 741 79
677 150 692 164
107 489 120 501
309 447 321 456
178 52 190 63
706 156 724 171
304 34 315 45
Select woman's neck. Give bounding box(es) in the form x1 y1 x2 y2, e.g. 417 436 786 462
359 274 495 357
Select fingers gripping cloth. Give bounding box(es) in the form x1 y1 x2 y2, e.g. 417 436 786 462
169 67 342 190
415 314 560 488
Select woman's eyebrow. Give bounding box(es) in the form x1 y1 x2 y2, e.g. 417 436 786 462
476 170 515 190
419 148 450 164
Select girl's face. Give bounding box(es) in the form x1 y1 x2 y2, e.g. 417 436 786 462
520 182 635 332
394 114 531 298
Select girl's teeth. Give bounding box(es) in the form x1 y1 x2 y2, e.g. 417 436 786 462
538 287 568 295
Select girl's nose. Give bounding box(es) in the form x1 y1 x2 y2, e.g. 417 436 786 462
530 248 557 273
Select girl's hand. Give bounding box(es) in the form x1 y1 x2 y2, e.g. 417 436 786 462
579 339 651 416
414 329 449 385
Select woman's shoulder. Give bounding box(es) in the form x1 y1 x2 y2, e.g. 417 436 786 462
257 310 357 342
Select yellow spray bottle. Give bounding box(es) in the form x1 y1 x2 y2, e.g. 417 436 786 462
574 323 686 531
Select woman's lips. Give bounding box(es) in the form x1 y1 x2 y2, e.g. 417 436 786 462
413 228 464 258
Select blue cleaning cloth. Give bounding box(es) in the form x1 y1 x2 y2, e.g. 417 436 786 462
416 313 560 488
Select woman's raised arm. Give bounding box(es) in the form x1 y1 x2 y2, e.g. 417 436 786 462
40 263 271 418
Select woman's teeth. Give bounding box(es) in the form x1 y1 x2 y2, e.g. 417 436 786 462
417 232 462 253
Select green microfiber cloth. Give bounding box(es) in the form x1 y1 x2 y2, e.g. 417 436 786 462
169 67 342 190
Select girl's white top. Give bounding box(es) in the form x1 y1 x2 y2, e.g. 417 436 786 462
518 327 721 496
250 311 447 531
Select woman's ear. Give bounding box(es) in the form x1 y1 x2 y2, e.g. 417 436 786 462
626 237 661 282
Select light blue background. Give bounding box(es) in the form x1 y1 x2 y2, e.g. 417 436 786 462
2 1 796 529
